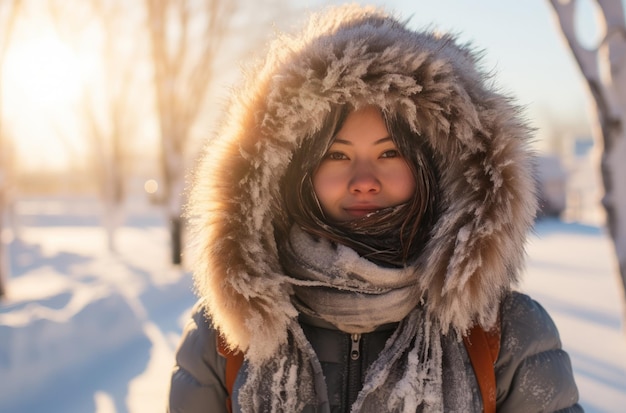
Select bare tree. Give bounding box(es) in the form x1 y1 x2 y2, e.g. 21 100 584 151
80 0 142 253
81 86 130 253
0 0 23 298
144 0 291 265
549 0 626 317
49 0 144 253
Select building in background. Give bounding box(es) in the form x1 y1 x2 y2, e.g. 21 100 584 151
535 134 604 224
536 154 568 218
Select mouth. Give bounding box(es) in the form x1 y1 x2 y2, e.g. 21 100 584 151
343 206 381 218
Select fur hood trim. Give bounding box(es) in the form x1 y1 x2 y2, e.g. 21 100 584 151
188 4 537 362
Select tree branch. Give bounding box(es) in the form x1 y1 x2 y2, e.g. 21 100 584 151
0 0 22 60
548 0 602 80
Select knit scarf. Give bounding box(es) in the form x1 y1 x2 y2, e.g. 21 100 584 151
237 226 458 412
283 225 422 333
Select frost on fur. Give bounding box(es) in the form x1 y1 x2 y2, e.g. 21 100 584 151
188 2 536 362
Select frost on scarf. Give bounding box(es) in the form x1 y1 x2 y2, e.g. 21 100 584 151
351 309 445 412
237 321 324 412
237 306 479 412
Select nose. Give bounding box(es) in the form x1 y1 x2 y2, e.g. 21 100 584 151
349 163 381 194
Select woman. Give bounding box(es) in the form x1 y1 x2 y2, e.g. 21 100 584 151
168 4 582 412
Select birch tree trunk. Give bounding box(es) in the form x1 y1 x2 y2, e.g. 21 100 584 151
82 96 127 254
0 0 22 298
549 0 626 318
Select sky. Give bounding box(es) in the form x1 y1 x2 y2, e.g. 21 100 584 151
334 0 601 143
0 0 607 171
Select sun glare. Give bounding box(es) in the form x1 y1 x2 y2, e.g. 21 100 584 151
1 24 93 172
4 33 84 108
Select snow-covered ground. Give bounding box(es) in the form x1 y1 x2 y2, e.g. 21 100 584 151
1 197 625 413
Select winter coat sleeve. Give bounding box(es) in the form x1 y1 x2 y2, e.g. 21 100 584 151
167 301 229 413
495 292 583 412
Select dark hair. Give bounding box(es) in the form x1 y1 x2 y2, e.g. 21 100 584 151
279 105 439 267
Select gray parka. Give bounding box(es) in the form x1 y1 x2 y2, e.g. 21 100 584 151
168 292 581 412
169 4 582 412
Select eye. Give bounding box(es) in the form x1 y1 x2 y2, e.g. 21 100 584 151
324 151 348 161
380 149 400 158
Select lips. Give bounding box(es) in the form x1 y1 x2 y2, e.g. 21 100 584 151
343 205 381 218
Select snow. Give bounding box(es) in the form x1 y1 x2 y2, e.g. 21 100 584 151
1 197 626 413
521 219 626 412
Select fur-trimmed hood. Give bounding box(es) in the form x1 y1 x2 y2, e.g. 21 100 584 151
188 4 537 362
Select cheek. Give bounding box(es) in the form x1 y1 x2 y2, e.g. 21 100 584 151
312 166 333 202
393 165 416 201
313 165 346 205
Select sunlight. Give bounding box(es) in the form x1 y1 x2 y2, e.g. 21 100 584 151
1 24 93 172
3 33 84 108
94 391 117 413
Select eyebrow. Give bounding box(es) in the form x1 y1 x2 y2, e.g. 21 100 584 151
333 136 392 145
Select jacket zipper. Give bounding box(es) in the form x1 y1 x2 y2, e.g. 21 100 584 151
347 333 362 409
350 333 361 360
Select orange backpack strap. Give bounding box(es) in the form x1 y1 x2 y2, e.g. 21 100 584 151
463 321 501 413
217 334 244 413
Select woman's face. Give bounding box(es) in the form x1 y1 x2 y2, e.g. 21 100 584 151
312 106 416 222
